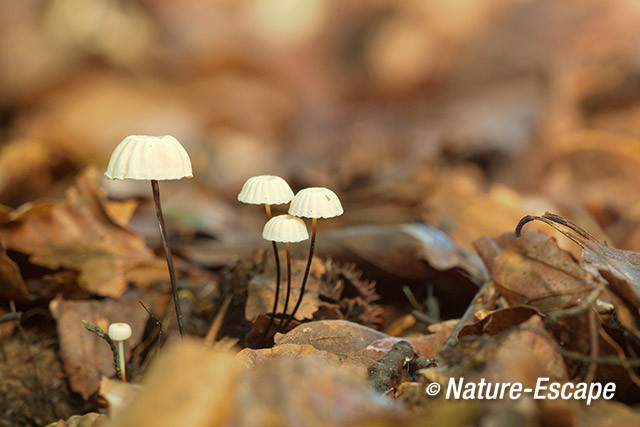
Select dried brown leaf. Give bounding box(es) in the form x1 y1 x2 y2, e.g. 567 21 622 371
49 295 148 399
474 230 598 312
0 167 156 297
274 319 387 354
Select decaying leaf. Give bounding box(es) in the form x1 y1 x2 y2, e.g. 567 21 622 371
0 238 31 301
49 295 148 399
0 167 157 297
274 319 387 354
474 229 599 312
517 212 640 338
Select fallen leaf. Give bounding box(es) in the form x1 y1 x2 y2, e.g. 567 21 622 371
0 239 31 301
49 295 148 399
0 167 157 297
517 212 640 338
458 306 540 338
245 253 325 321
274 319 387 354
474 229 599 312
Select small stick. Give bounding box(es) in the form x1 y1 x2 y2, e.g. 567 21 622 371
282 218 317 330
151 180 184 338
139 301 164 356
442 280 497 351
0 311 22 324
82 320 121 379
204 295 233 345
584 308 598 384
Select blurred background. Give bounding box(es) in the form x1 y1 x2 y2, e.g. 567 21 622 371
3 0 640 252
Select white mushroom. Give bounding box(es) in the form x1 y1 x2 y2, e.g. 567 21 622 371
106 135 192 337
108 322 132 382
262 214 309 331
283 187 343 329
238 175 294 342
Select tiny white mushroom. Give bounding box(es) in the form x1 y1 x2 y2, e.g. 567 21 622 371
238 175 294 342
106 135 192 337
262 214 309 331
284 187 343 329
108 322 132 382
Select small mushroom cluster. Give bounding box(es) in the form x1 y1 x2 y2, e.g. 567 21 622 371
238 176 344 336
103 136 343 346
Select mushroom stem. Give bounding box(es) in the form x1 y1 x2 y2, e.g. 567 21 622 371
261 204 282 344
117 341 127 382
282 218 317 331
151 180 184 338
278 242 292 331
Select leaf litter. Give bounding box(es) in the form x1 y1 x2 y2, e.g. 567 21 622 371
3 1 640 426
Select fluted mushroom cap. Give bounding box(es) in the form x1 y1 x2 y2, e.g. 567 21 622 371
108 322 132 341
262 214 309 243
105 135 193 180
288 187 343 219
238 175 294 205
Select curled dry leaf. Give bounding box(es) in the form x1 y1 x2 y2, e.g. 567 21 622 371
474 229 599 312
49 295 148 399
0 167 157 297
517 212 640 339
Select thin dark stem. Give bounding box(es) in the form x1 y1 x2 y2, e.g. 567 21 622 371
260 205 282 345
283 218 317 331
151 180 184 338
277 243 292 331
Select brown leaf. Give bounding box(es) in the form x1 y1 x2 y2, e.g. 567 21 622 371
105 339 240 427
0 167 156 297
237 343 380 370
274 319 388 354
0 239 30 301
245 253 325 321
517 212 640 337
474 229 598 312
233 358 406 426
458 306 540 338
368 319 459 359
49 295 148 399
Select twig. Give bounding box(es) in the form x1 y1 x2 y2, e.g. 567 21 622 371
204 295 232 345
0 311 22 324
584 308 598 384
544 283 605 327
442 280 498 351
82 320 121 379
139 301 163 357
519 326 640 368
597 324 640 387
